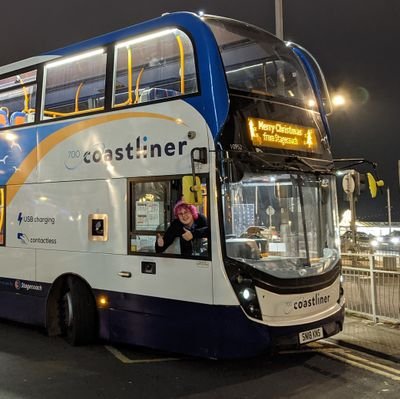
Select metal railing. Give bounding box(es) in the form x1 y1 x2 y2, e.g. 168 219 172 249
341 252 400 323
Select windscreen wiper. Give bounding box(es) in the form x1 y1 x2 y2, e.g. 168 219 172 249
246 151 290 170
285 155 334 173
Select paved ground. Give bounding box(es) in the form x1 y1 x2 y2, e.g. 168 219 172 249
1 315 399 399
331 313 400 362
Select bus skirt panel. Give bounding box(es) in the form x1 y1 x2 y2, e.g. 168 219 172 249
96 290 344 359
0 278 49 326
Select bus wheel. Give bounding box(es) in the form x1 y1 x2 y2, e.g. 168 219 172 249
59 277 97 345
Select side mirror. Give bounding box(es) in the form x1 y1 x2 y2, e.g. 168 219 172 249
366 172 384 199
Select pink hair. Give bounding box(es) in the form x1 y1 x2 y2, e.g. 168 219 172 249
173 200 199 220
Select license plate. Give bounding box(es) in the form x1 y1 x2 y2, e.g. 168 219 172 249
299 327 323 344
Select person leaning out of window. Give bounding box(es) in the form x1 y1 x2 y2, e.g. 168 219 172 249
155 200 208 256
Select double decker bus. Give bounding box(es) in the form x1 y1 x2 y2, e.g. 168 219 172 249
0 12 344 359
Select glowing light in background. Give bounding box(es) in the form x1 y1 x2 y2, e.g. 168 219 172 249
332 94 346 107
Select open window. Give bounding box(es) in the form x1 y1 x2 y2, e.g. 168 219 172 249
0 186 5 245
128 176 209 258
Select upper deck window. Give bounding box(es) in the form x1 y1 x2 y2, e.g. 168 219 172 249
0 70 37 127
205 17 316 108
42 49 107 120
113 28 198 107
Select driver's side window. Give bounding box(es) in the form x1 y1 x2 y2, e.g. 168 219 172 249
128 177 209 258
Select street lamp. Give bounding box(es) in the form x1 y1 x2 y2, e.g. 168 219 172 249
275 0 284 39
332 93 346 108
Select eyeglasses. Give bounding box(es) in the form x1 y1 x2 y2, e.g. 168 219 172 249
177 210 190 217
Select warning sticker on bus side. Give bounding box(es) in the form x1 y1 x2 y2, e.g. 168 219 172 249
299 327 323 344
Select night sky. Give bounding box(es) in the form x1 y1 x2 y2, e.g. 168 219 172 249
1 0 399 221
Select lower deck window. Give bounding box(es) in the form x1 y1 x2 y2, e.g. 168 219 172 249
128 176 209 258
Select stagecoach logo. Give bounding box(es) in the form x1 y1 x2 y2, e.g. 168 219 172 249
64 136 188 170
14 279 43 292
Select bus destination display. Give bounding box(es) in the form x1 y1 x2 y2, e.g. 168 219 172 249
247 117 320 153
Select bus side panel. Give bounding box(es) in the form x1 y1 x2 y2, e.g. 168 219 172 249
0 124 39 186
6 179 126 254
0 280 49 326
35 102 211 184
96 290 272 359
36 253 213 305
0 247 35 280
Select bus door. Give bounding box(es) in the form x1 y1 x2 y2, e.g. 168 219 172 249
126 176 212 304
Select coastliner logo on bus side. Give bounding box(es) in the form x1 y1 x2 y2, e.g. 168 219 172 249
65 135 188 170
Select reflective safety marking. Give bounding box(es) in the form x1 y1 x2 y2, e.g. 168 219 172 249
281 341 400 382
319 348 400 381
104 345 180 364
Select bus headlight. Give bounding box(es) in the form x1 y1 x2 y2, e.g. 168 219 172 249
241 288 256 301
231 272 261 319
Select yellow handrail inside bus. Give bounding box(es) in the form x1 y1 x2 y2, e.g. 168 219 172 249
74 82 84 112
22 84 30 113
127 47 133 105
15 75 31 113
114 46 134 107
43 106 104 118
175 35 185 94
43 80 106 118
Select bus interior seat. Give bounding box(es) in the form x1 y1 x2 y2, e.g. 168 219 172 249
0 108 9 127
10 111 26 125
139 87 180 103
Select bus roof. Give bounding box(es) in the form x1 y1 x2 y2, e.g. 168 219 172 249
0 11 230 137
44 12 202 58
0 12 202 73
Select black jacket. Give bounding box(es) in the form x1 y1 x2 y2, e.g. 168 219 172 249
155 214 208 256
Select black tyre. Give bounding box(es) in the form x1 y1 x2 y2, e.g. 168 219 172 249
59 277 97 345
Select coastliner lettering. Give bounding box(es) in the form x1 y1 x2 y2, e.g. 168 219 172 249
293 293 330 310
83 136 188 164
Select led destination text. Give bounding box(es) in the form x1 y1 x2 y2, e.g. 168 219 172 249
247 117 319 152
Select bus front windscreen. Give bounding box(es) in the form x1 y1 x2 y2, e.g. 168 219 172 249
205 16 316 108
222 173 339 279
